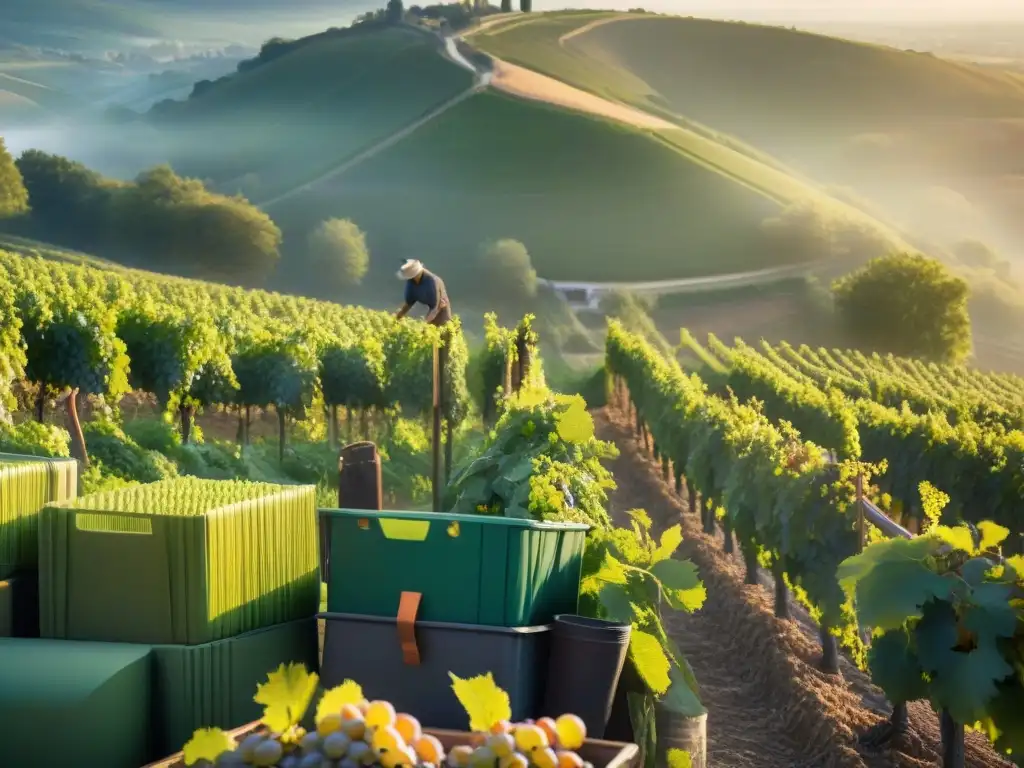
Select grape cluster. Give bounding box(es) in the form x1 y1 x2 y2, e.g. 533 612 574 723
204 700 592 768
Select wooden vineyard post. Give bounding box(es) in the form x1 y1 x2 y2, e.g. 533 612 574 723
440 332 452 485
432 342 443 513
855 472 866 551
330 441 383 582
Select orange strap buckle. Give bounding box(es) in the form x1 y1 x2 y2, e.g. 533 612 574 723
397 591 422 665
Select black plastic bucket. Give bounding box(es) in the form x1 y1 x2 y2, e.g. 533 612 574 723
541 614 631 739
603 656 644 743
656 705 707 768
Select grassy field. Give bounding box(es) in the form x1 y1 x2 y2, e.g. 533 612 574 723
268 89 790 284
151 26 474 199
470 12 1024 252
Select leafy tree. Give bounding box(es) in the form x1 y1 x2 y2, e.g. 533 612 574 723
320 336 387 445
478 239 538 301
0 138 28 218
831 252 971 363
18 289 130 464
117 302 235 442
520 0 531 10
16 150 117 248
232 329 318 461
501 0 511 10
307 218 370 293
385 0 404 23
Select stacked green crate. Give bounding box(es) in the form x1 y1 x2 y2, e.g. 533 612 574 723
0 454 77 637
39 477 320 644
319 508 589 727
0 454 78 579
36 478 321 760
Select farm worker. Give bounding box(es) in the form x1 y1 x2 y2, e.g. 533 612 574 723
395 259 452 326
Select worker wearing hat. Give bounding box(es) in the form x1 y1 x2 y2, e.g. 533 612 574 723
395 259 452 326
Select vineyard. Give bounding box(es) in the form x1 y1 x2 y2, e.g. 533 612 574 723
608 321 1024 766
0 251 475 483
677 328 1024 541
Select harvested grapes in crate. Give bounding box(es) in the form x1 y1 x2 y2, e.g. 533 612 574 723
165 664 639 768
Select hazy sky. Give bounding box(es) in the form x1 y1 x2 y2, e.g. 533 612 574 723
535 0 1024 23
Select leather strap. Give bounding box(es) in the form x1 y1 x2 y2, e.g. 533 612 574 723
397 591 422 665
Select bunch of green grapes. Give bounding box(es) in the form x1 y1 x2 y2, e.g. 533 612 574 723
446 714 591 768
201 703 591 768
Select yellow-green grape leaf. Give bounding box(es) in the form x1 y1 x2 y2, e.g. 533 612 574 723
629 629 671 696
932 524 977 554
182 727 235 766
651 525 683 564
1005 554 1024 580
449 672 512 732
254 663 319 733
977 521 1010 552
316 680 364 724
555 397 594 444
666 749 693 768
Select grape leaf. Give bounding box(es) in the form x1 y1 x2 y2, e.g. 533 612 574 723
985 682 1024 762
449 672 511 733
1004 554 1024 581
914 600 960 673
650 558 706 612
962 583 1017 642
651 525 682 564
961 557 997 586
659 661 706 717
836 534 941 595
598 583 635 625
555 398 594 444
853 559 952 630
316 680 364 724
182 727 235 766
629 629 671 696
666 749 692 768
928 643 1013 725
866 629 928 705
254 663 319 733
932 524 976 554
976 521 1009 552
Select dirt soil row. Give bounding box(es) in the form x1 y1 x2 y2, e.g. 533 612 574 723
594 406 1009 768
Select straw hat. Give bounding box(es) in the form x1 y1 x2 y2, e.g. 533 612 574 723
397 259 424 280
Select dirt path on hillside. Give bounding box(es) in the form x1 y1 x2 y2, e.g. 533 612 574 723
488 58 676 131
594 406 1012 768
557 15 629 46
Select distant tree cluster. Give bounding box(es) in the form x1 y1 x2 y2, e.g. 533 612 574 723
759 200 896 266
307 218 370 295
832 252 971 363
12 151 281 284
477 238 538 303
0 139 28 219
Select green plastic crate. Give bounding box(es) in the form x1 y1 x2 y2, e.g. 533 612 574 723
0 453 78 579
39 478 320 645
322 509 589 626
151 617 319 758
0 637 152 768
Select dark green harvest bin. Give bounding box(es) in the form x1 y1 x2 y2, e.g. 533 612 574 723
321 509 589 626
151 617 319 758
0 638 152 768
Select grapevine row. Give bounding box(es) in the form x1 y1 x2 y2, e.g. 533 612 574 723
0 252 470 448
608 322 1024 766
687 330 1024 537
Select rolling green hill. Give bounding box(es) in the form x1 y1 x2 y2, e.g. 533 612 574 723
151 25 475 199
268 89 788 284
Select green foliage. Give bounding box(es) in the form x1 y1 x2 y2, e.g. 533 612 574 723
0 420 70 457
117 302 231 413
832 253 972 364
445 390 616 527
232 330 318 416
319 336 387 410
81 419 180 483
306 218 370 293
0 272 26 420
15 152 281 283
837 522 1023 755
0 138 28 218
477 239 538 302
580 510 706 718
19 288 130 400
